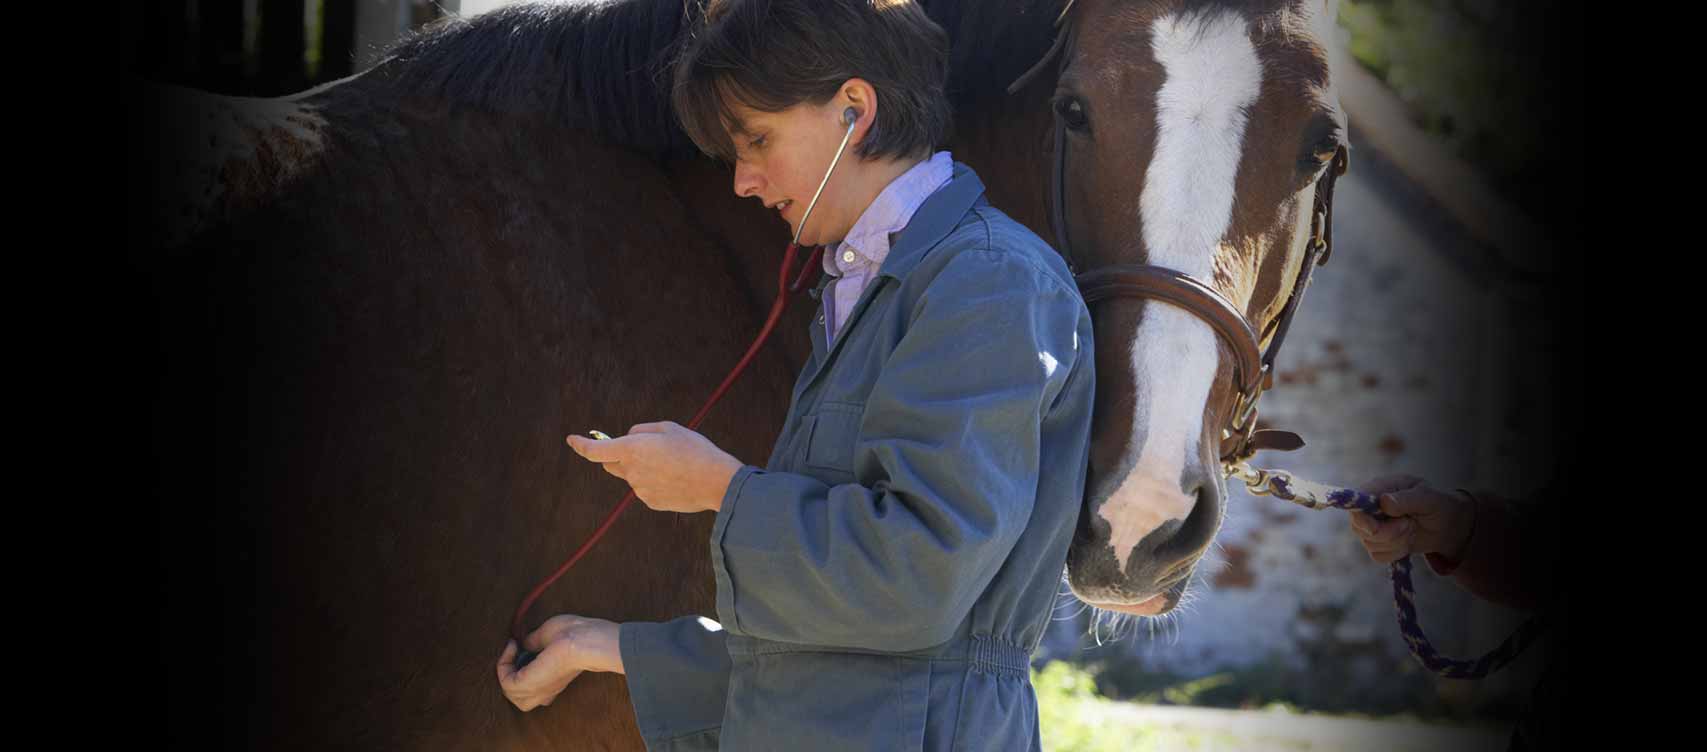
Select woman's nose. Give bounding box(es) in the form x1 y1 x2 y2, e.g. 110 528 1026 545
732 160 764 199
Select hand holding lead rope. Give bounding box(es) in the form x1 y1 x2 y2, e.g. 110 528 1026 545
1225 461 1548 679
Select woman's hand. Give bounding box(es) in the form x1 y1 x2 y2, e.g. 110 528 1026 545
496 615 624 712
1348 474 1476 565
566 421 744 514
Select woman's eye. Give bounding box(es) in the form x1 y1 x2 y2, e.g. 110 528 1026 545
749 135 767 149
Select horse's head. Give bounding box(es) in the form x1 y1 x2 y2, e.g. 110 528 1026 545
1038 0 1349 616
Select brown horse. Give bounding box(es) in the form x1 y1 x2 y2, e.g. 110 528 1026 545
141 0 1347 748
1009 0 1351 616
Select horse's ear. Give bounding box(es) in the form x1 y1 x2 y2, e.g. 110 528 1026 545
1006 24 1070 95
1054 0 1078 26
1007 0 1080 96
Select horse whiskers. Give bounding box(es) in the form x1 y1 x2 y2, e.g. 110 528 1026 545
1085 604 1141 646
1050 571 1084 622
1052 595 1091 622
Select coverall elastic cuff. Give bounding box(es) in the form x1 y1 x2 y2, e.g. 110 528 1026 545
618 618 730 751
618 621 668 743
711 463 761 634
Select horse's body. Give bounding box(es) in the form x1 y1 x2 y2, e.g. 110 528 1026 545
144 1 1345 748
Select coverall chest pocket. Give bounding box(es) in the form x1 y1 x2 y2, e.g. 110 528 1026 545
804 400 864 483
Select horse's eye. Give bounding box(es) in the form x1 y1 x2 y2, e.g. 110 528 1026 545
1297 137 1339 175
1298 120 1343 173
1053 96 1090 132
1314 133 1341 160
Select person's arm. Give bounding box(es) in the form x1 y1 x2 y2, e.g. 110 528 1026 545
619 616 730 751
711 249 1086 651
1424 489 1559 613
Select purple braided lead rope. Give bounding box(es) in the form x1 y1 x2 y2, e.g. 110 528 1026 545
1227 463 1548 680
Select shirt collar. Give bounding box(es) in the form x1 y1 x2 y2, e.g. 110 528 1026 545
875 160 987 283
822 150 954 276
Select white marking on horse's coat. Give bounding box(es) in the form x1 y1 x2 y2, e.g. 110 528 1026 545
1099 9 1262 573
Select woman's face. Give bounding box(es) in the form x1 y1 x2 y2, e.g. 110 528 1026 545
727 98 861 247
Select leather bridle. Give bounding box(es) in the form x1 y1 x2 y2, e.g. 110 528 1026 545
1007 0 1350 466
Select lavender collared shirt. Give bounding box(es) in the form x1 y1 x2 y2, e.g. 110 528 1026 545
820 150 954 344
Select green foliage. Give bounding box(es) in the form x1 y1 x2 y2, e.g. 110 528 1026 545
1080 649 1443 717
1033 661 1287 751
1033 661 1153 752
1338 0 1552 186
1031 659 1500 751
307 0 325 80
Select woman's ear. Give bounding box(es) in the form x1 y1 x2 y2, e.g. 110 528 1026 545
839 78 877 143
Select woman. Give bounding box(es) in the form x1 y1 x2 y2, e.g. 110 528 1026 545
497 1 1096 749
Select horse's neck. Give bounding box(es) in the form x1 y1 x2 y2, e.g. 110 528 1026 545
947 82 1058 249
663 156 819 375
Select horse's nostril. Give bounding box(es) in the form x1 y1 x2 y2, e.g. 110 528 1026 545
1155 555 1195 587
1153 482 1218 569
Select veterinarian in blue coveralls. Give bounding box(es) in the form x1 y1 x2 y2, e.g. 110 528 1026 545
496 2 1096 749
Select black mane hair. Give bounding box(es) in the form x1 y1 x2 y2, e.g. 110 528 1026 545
376 0 1064 160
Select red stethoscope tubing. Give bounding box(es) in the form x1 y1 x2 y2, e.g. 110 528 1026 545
509 242 824 645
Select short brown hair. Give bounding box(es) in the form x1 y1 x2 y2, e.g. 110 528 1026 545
670 0 953 164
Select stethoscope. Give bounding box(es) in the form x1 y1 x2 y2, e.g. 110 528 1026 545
791 106 861 246
508 106 863 659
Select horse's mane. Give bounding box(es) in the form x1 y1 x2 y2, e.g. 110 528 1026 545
375 0 1065 159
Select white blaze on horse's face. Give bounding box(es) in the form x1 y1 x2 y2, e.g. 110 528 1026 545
1097 8 1263 573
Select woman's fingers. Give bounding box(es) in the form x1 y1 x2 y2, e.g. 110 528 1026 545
1357 474 1425 498
1382 518 1413 543
499 639 543 690
498 640 542 711
1350 511 1376 535
497 639 519 684
1366 542 1410 564
1352 514 1412 543
1351 508 1417 565
524 613 594 654
524 626 565 655
523 624 551 654
498 637 577 712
